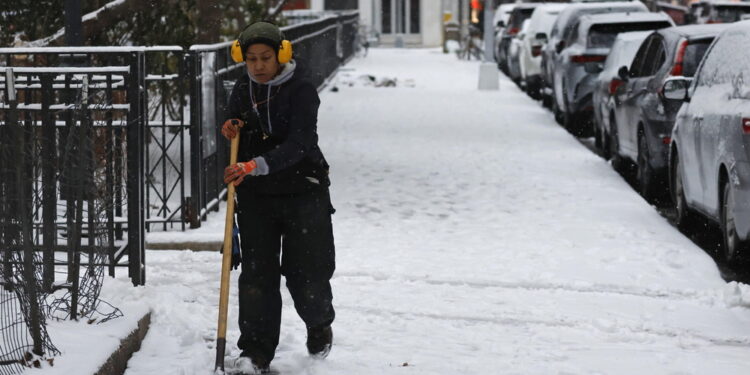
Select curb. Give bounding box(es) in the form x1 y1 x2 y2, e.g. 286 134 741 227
94 311 152 375
146 241 222 251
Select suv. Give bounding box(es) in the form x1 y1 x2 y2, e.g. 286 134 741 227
541 1 649 112
516 3 569 99
498 4 539 74
555 12 673 136
592 31 651 158
668 21 750 265
610 24 727 201
687 1 750 24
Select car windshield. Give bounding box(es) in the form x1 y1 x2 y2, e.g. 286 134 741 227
683 40 712 77
511 8 536 29
715 6 750 23
587 22 671 48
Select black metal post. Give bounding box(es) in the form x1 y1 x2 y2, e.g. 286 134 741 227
40 76 56 292
127 53 146 286
187 52 203 229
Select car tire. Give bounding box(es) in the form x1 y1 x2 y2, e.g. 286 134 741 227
721 180 747 265
609 116 628 174
637 131 657 202
552 93 564 125
672 152 699 231
601 130 611 160
594 121 603 151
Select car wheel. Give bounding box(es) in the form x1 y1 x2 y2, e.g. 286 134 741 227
562 94 584 137
721 180 746 265
637 131 657 201
602 130 611 160
672 152 698 231
594 121 603 151
552 92 564 125
609 116 627 174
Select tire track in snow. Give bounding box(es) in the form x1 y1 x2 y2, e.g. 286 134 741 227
333 271 715 303
338 304 750 349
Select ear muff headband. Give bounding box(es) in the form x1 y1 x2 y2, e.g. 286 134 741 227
278 40 293 64
230 39 293 64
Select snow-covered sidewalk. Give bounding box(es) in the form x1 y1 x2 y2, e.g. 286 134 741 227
104 49 750 374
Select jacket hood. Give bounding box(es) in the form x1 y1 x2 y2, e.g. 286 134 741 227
248 60 296 87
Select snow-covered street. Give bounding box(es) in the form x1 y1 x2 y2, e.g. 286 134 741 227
102 48 750 374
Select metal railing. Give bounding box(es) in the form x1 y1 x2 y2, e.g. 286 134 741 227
0 11 359 284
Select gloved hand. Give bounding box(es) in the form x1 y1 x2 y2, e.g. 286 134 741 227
224 160 257 186
221 119 244 140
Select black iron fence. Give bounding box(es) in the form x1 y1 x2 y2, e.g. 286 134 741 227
0 13 358 370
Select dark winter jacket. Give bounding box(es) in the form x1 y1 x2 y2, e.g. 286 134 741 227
227 61 330 195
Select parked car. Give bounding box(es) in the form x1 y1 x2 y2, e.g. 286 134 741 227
515 3 569 99
494 3 517 64
687 1 750 25
592 31 651 158
554 12 673 136
498 4 539 74
668 21 750 265
507 20 529 85
542 1 649 115
609 24 727 201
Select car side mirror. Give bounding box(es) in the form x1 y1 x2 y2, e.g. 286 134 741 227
536 32 548 43
618 66 630 81
555 41 565 54
496 20 505 28
585 62 604 74
663 76 693 102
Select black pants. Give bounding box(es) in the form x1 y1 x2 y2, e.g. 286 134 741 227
236 187 336 363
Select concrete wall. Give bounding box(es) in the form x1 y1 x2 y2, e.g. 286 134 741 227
420 0 443 47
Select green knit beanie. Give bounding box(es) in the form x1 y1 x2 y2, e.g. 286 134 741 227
239 22 285 57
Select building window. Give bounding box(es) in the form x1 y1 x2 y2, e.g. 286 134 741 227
410 0 420 34
382 0 392 34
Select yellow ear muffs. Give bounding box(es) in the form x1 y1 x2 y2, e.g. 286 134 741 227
278 40 293 64
231 39 244 63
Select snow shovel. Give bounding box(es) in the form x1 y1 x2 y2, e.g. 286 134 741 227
215 126 240 373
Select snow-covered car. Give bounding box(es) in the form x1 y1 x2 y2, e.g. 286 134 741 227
592 31 650 157
507 19 531 85
493 2 516 63
668 21 750 265
515 3 569 99
687 1 750 24
497 4 539 74
554 12 673 136
542 1 649 112
610 24 727 201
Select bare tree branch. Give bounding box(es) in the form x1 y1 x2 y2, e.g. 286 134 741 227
265 0 291 20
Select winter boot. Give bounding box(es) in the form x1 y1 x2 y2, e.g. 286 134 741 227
235 354 270 374
306 325 333 358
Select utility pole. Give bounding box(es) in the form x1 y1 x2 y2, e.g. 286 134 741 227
478 1 498 90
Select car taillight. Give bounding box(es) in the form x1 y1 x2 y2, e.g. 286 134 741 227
609 79 624 95
508 27 520 35
662 136 671 145
531 45 543 57
670 39 688 76
707 19 722 24
570 55 606 63
743 118 750 134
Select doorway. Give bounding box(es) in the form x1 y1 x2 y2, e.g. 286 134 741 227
381 0 422 45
